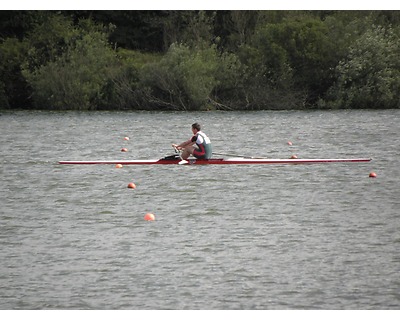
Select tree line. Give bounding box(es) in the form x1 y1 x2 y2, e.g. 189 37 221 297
1 10 399 111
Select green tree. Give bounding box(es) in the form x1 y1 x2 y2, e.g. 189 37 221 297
210 50 245 109
139 43 242 110
0 37 29 108
324 24 400 109
23 13 77 73
102 49 161 110
2 10 400 111
23 18 118 110
158 11 216 51
251 17 337 105
139 43 218 110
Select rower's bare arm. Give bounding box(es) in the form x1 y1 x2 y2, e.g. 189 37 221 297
173 139 193 149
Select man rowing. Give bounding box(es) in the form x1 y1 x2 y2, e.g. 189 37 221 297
172 123 212 160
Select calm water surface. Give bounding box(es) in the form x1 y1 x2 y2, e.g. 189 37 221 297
0 110 399 309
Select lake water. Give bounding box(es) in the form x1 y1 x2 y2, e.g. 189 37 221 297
0 110 399 309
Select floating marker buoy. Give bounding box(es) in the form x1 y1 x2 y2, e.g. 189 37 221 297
121 148 128 152
144 213 155 221
369 172 377 178
124 137 130 141
288 141 293 146
290 154 298 159
127 182 136 189
115 164 123 168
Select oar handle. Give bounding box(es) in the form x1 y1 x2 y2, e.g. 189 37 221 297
172 145 185 161
173 146 180 154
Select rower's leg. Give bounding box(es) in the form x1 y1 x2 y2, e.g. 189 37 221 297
182 146 195 159
181 150 189 159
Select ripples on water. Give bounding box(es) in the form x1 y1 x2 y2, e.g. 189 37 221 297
0 110 399 309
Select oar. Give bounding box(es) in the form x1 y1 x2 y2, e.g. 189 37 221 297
213 152 266 159
173 146 181 154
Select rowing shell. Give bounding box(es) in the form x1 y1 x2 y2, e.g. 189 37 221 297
59 157 372 165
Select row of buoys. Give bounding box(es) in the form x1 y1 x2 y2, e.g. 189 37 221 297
121 137 130 152
288 140 296 160
119 136 156 221
117 136 128 168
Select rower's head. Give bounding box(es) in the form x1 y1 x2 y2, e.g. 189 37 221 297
192 122 201 133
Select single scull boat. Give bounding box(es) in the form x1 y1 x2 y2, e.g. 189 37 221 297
59 155 372 165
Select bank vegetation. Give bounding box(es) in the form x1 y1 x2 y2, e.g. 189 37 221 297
1 11 399 110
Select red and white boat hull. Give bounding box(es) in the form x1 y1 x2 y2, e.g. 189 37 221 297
59 157 372 165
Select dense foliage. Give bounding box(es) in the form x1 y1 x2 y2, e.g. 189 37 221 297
1 10 399 110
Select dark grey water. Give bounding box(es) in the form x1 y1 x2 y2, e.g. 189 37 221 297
0 110 399 309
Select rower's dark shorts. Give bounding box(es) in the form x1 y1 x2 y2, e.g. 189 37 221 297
193 148 208 159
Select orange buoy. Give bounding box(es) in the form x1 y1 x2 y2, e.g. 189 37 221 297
121 148 128 152
369 172 377 178
127 182 136 189
124 137 130 141
287 141 293 146
290 154 298 159
115 164 123 168
144 213 155 221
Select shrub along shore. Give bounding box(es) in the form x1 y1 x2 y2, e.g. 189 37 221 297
1 11 400 111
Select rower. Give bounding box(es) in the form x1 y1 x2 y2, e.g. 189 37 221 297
172 123 212 160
